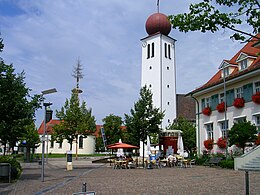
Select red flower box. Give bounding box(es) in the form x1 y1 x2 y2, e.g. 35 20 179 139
252 92 260 104
233 97 245 108
216 102 226 113
204 139 214 150
217 137 227 149
202 107 212 116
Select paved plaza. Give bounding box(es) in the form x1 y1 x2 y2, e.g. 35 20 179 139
0 157 260 195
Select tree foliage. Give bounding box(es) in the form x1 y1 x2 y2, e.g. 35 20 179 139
124 85 164 146
167 117 196 152
20 122 40 162
53 91 96 151
228 121 257 153
168 0 260 41
0 37 42 154
102 114 124 145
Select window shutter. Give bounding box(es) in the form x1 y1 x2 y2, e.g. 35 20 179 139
226 89 234 106
243 83 253 102
211 94 219 110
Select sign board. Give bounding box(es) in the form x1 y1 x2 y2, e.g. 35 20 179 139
67 150 72 162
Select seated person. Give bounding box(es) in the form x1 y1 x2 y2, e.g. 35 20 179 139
167 154 174 167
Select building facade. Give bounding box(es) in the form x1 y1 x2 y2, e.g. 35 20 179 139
187 35 260 154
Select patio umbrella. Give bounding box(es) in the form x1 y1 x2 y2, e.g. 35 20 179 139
107 142 139 149
146 135 151 156
116 139 124 157
177 134 184 156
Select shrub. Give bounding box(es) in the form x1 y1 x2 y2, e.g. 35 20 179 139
219 159 234 169
0 156 22 181
195 154 210 165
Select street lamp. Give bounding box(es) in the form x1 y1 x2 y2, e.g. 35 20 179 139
41 88 57 182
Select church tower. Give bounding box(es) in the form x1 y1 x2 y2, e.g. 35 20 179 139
141 12 177 130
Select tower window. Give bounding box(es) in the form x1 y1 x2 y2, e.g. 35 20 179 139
167 102 170 105
167 66 169 70
149 66 152 70
147 44 150 59
164 43 167 58
168 119 170 123
149 84 152 88
168 44 171 59
151 42 154 58
167 85 170 88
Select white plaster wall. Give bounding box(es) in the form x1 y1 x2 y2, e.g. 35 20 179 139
141 34 176 130
35 135 96 155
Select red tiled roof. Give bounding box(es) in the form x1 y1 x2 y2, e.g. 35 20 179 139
188 34 260 95
37 120 126 138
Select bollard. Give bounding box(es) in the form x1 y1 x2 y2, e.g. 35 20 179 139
82 182 87 192
245 171 249 195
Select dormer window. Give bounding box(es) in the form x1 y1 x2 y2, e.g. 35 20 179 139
240 59 247 70
223 67 229 77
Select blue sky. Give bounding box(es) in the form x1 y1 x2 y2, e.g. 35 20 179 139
0 0 244 127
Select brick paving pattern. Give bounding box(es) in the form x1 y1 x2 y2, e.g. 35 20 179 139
0 158 260 195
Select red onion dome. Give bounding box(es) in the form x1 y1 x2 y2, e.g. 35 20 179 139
145 13 171 36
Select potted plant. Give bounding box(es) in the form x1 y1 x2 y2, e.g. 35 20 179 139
252 92 260 104
233 97 245 108
217 137 227 149
255 134 260 146
202 107 212 116
204 139 214 150
216 102 226 113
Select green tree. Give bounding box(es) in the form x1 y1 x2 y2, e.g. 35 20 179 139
228 121 257 153
167 117 196 153
20 122 40 162
125 85 164 147
102 114 124 145
168 0 260 41
0 38 42 155
53 91 96 154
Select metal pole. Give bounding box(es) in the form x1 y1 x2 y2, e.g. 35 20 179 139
223 68 228 158
41 105 47 182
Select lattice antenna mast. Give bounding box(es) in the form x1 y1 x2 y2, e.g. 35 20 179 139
72 58 84 91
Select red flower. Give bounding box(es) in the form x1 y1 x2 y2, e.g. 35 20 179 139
217 137 227 149
204 139 214 150
252 92 260 104
216 102 226 113
233 97 245 108
255 134 260 146
202 107 212 116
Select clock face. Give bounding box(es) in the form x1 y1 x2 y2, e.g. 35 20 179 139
142 41 147 48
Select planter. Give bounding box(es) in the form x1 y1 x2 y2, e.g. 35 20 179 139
202 107 212 116
217 137 227 149
252 92 260 104
216 102 226 113
204 139 214 150
233 97 245 108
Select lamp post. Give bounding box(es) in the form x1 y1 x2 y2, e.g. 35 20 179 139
223 68 228 157
41 88 57 182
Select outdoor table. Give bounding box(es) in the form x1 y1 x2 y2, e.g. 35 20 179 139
114 160 127 169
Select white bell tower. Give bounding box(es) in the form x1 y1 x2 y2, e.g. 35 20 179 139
141 12 177 130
